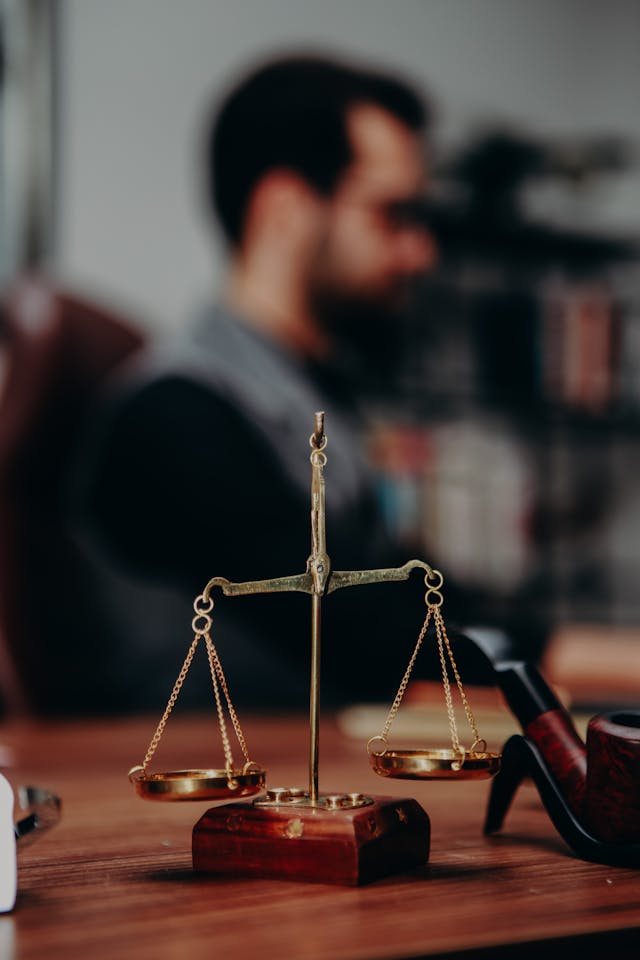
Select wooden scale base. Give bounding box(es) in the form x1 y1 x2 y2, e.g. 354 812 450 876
193 790 430 885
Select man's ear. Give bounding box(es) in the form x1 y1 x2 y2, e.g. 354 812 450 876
246 170 324 241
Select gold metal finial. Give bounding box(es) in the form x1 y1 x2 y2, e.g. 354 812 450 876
312 411 325 449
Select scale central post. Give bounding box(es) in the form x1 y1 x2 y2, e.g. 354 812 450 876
308 411 330 805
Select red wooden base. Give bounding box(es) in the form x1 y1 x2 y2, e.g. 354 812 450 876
192 795 430 885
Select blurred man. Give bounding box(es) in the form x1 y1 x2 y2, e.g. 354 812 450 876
214 56 435 357
80 54 438 708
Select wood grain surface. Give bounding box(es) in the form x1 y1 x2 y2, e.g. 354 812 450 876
2 712 640 959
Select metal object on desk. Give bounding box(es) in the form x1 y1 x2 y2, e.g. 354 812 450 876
131 412 497 883
127 591 266 802
14 784 61 846
370 748 501 781
0 775 16 913
1 775 61 913
128 767 266 802
366 566 500 782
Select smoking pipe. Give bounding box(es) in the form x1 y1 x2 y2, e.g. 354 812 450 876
460 626 640 867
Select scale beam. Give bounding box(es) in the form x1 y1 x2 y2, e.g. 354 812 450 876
203 573 313 600
327 560 433 593
203 559 434 602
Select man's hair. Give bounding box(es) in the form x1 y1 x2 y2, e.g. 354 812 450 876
207 53 428 246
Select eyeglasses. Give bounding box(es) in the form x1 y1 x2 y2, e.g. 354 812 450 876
333 190 434 231
384 197 433 228
1 774 61 913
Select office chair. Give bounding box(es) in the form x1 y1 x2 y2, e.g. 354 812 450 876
0 276 144 714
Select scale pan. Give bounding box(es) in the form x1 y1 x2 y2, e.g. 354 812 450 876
129 767 266 801
370 748 500 781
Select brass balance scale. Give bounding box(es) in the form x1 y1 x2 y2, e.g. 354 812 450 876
128 412 500 884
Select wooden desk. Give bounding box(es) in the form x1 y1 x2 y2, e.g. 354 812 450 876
3 713 640 959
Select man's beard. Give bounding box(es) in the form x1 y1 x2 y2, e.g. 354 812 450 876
310 286 411 396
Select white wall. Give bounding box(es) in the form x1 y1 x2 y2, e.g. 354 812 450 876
56 0 640 330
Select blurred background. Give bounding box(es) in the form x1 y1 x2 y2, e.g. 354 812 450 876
1 0 639 714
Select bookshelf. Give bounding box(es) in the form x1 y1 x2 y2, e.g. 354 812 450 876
360 130 640 638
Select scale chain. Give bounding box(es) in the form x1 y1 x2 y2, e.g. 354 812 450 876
436 608 483 752
380 604 433 743
142 636 200 771
204 634 235 779
372 570 485 762
140 596 254 778
204 637 251 765
435 610 462 759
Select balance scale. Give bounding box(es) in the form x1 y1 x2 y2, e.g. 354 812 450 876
129 412 500 884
